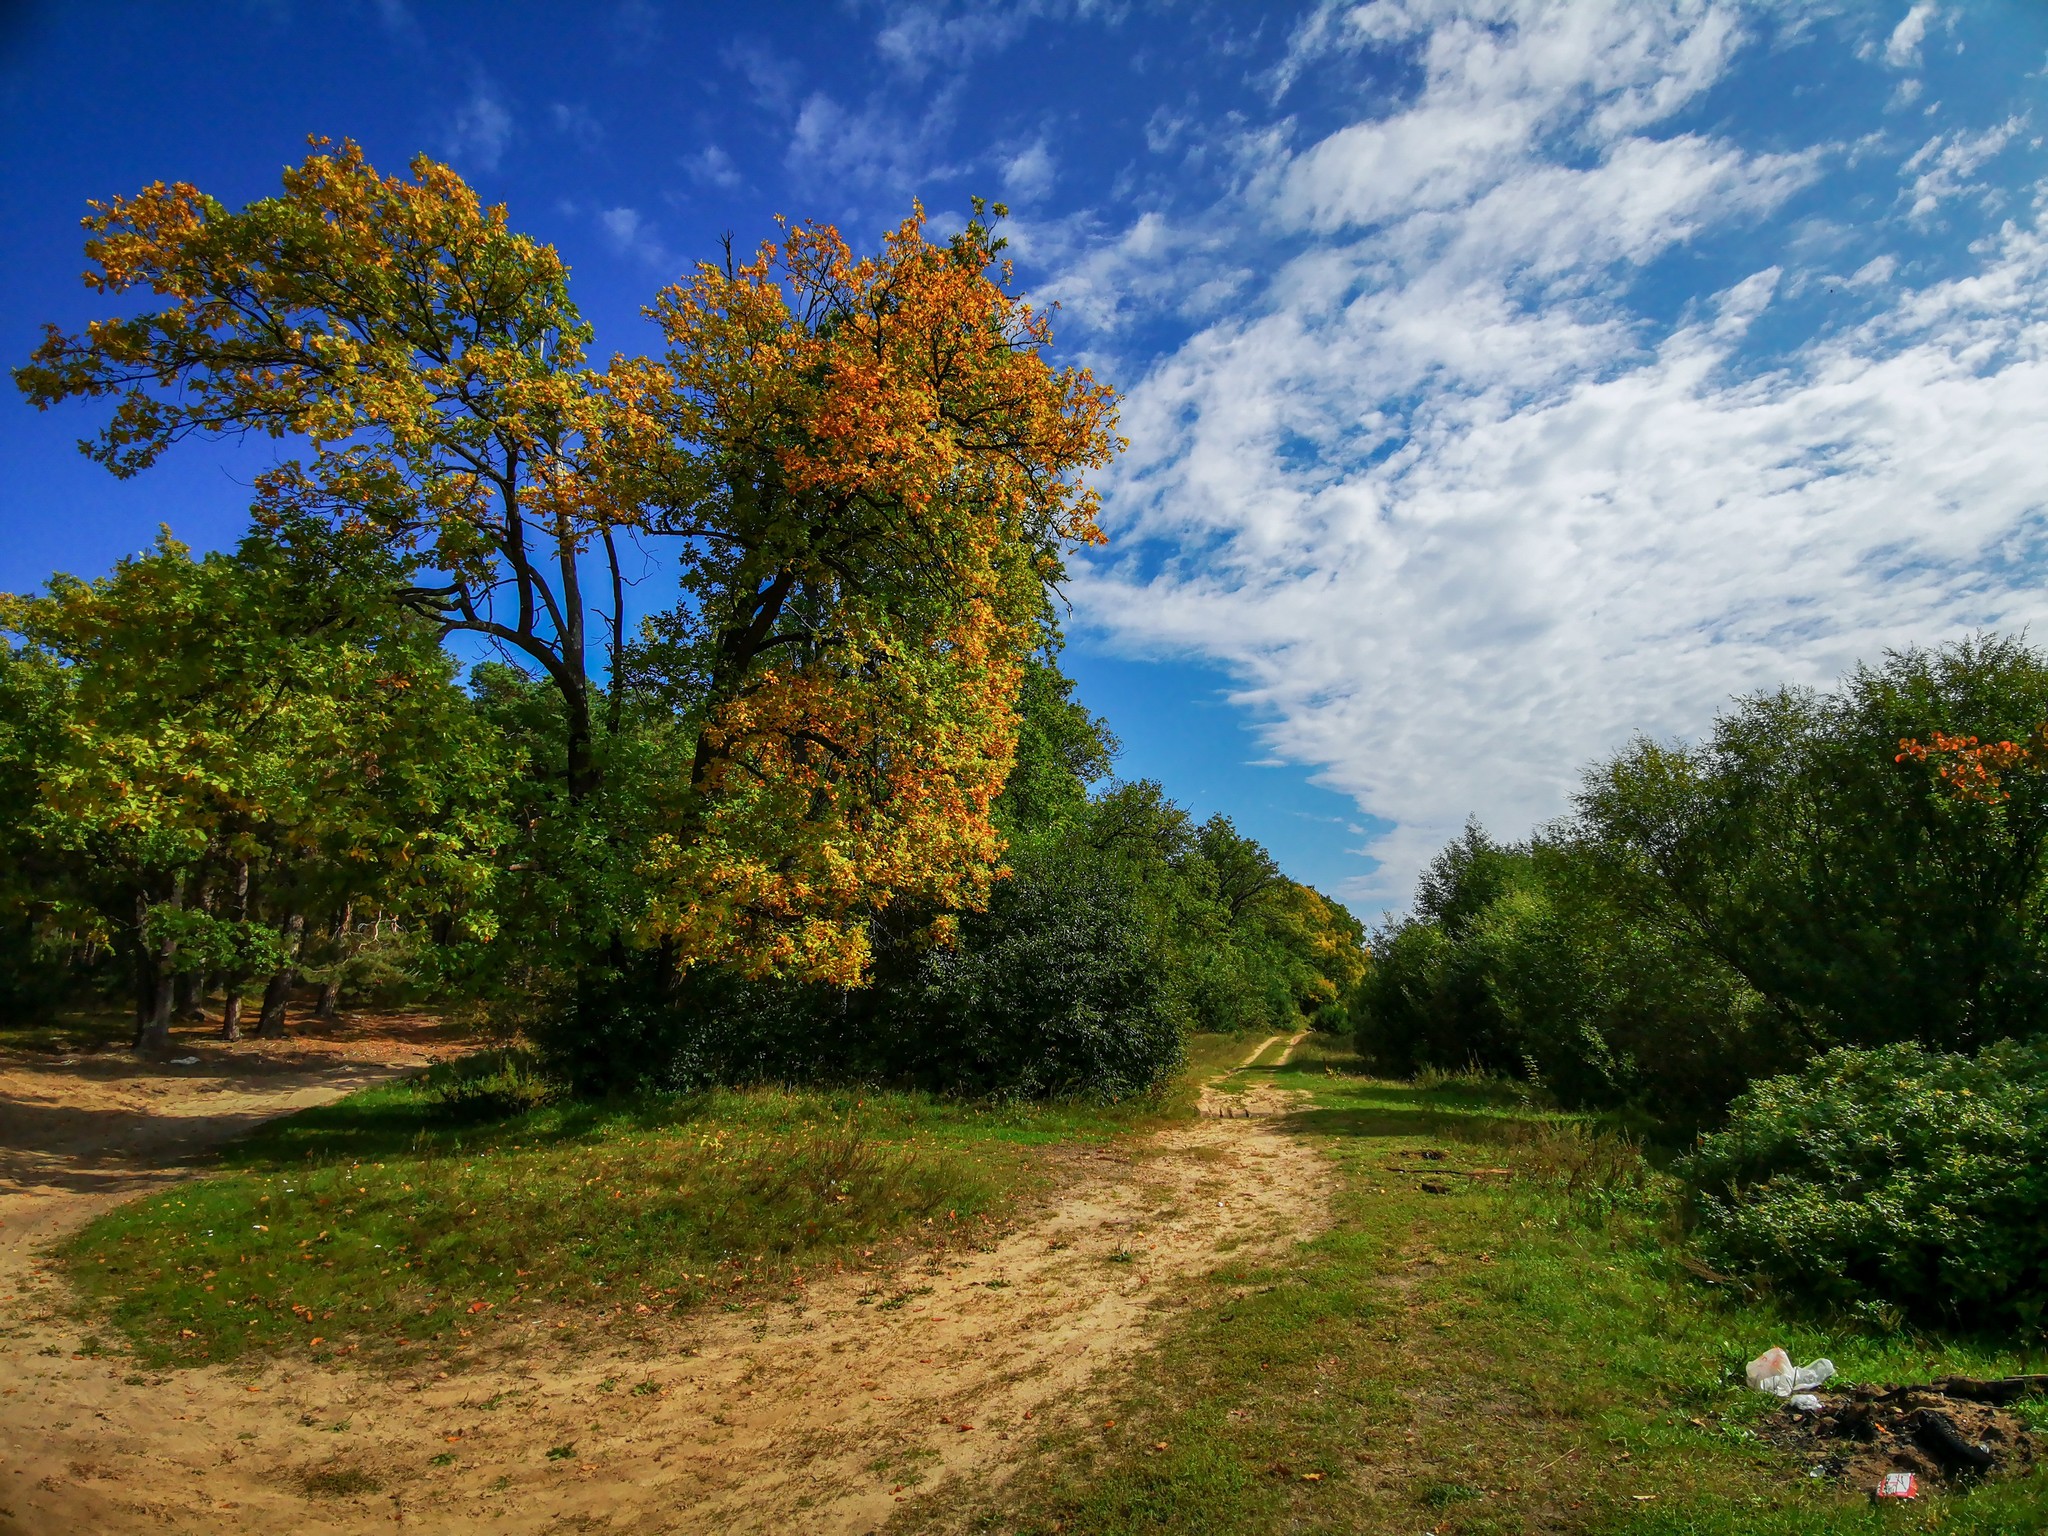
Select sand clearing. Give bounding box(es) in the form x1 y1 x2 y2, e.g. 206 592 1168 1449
0 1030 1327 1535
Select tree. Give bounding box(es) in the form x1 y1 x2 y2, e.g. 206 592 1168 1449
0 529 507 1048
17 144 1120 989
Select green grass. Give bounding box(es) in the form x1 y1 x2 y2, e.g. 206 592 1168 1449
944 1038 2048 1535
62 1050 1181 1370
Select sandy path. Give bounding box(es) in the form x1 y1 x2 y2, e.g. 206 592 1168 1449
0 1041 1328 1536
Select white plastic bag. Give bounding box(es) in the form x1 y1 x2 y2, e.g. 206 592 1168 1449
1745 1347 1836 1397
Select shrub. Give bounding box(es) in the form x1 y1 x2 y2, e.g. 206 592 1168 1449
535 845 1186 1102
1678 1039 2048 1328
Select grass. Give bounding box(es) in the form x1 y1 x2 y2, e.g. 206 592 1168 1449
62 1050 1179 1370
943 1036 2048 1535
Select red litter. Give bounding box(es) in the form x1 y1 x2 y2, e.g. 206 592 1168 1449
1877 1471 1918 1499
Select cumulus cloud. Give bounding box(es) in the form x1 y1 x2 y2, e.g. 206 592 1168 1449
1061 0 2048 913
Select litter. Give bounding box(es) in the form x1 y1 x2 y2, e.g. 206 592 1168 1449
1788 1393 1823 1413
1746 1347 1836 1397
1877 1471 1918 1499
169 1056 200 1066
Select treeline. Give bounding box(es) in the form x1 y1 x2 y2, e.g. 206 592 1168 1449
0 531 1363 1096
1355 635 2048 1127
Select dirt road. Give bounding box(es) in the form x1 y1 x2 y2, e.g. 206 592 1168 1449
0 1031 1328 1535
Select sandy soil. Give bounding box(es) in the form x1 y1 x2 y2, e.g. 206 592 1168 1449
0 1027 1329 1536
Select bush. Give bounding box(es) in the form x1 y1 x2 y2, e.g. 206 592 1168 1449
1678 1039 2048 1328
535 846 1186 1102
898 847 1185 1099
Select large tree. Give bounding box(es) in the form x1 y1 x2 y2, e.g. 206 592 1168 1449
18 142 1120 985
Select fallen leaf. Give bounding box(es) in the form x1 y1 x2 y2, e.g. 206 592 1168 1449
1301 1472 1324 1482
1153 1441 1169 1452
309 1337 324 1347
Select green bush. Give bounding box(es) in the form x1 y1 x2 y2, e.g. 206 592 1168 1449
1678 1039 2048 1328
536 846 1186 1102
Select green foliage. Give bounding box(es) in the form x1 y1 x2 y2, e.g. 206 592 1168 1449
1583 634 2048 1052
1680 1039 2048 1329
0 525 513 1033
1358 637 2048 1127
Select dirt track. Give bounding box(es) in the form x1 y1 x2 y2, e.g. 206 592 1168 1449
0 1028 1328 1535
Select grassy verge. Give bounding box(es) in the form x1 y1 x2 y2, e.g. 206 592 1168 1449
946 1038 2048 1535
62 1051 1185 1371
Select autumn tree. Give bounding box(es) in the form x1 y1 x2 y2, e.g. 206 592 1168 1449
17 143 1121 996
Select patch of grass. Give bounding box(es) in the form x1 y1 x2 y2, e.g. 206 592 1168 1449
949 1063 2048 1535
63 1048 1184 1369
300 1465 381 1497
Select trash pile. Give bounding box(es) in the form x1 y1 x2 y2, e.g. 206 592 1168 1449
1745 1349 2044 1497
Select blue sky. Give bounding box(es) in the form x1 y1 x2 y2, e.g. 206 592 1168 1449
4 1 2047 918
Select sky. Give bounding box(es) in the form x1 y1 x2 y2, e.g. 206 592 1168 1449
3 1 2047 921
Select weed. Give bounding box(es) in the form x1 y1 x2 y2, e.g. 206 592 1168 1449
546 1443 575 1461
429 1452 455 1467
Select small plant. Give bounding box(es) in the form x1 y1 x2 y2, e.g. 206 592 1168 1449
429 1452 455 1467
546 1443 576 1461
631 1380 660 1397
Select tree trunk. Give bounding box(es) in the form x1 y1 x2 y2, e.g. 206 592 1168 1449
138 961 175 1053
256 914 305 1040
130 893 154 1048
314 900 353 1024
220 857 251 1040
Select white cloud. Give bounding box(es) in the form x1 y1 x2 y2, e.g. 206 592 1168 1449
549 102 603 149
443 79 514 174
1059 0 2048 915
598 206 671 268
1884 1 1937 69
874 0 1037 81
1002 140 1057 202
1901 116 2024 223
682 144 744 191
785 86 964 200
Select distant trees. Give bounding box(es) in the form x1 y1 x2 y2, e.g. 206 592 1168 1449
0 528 508 1046
1354 636 2048 1126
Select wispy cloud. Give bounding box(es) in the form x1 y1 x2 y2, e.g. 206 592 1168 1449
598 206 672 268
1883 1 1938 70
1901 116 2024 223
681 144 744 191
1054 0 2048 912
443 78 514 173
